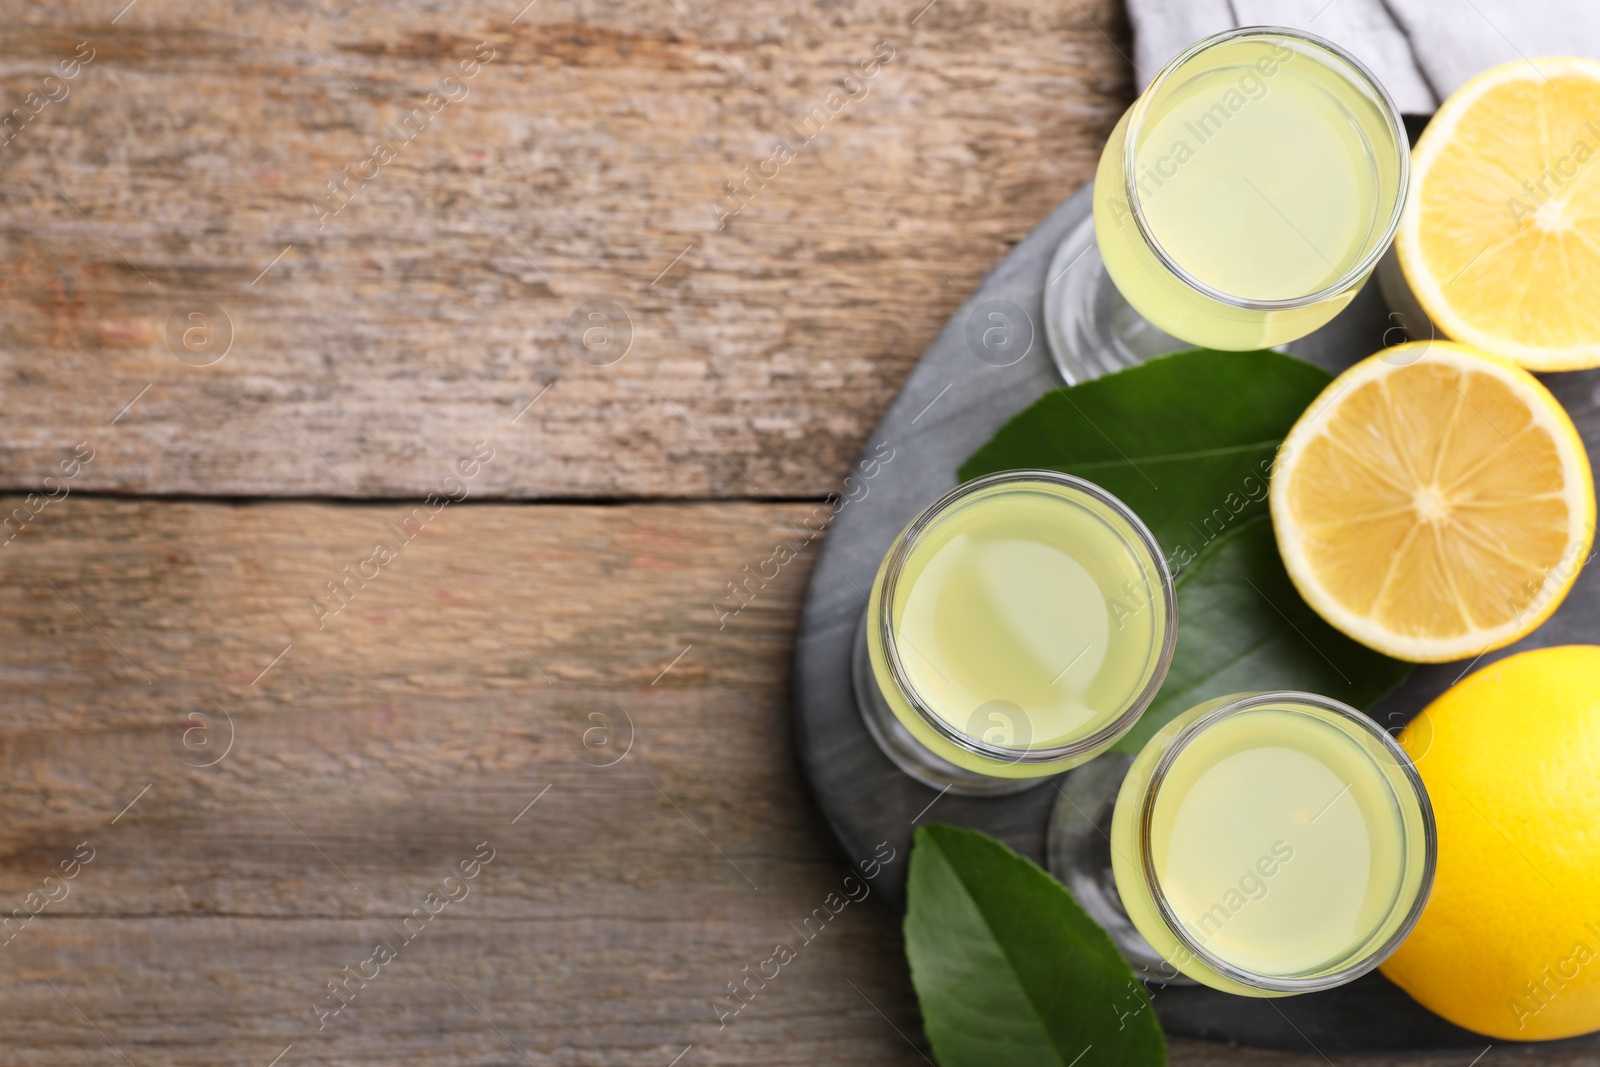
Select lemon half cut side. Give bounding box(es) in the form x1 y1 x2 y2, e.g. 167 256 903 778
1269 341 1594 663
1398 57 1600 370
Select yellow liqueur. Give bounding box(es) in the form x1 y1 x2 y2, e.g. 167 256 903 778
859 471 1174 792
1094 28 1406 350
1111 692 1435 995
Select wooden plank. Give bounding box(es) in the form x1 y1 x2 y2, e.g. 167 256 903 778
0 495 917 1064
0 0 1131 498
0 496 1574 1065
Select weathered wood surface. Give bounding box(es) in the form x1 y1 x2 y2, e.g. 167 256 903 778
0 497 1585 1066
0 0 1131 498
0 498 899 1066
1 2 1581 1063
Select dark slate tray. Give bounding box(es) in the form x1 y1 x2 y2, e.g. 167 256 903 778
791 182 1600 1053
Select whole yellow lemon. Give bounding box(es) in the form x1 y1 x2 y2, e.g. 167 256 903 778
1381 646 1600 1040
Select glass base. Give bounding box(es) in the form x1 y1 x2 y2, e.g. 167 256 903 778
1046 753 1197 984
1044 213 1185 385
850 610 1052 798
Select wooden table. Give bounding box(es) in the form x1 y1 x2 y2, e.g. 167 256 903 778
0 2 1578 1063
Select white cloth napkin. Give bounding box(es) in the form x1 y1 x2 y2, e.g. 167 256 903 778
1127 0 1600 113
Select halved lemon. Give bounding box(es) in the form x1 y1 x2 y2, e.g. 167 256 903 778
1398 57 1600 370
1270 341 1594 663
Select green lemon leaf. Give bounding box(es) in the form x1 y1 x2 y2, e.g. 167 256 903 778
959 348 1331 567
905 824 1164 1067
1111 515 1412 753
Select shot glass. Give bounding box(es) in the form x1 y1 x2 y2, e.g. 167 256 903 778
852 470 1176 796
1109 691 1436 995
1047 26 1409 380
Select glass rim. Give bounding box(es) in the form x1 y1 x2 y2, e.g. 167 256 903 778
1120 25 1410 313
876 469 1178 764
1135 690 1438 993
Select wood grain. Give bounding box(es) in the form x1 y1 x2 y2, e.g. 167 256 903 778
0 496 910 1066
0 0 1131 499
0 496 1587 1065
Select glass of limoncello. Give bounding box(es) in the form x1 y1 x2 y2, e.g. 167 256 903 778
851 470 1176 796
1046 27 1408 381
1107 692 1435 995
